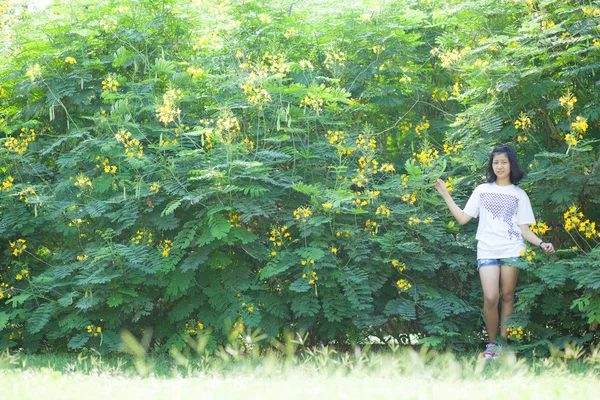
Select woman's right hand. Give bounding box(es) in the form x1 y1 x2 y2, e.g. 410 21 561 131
434 179 449 198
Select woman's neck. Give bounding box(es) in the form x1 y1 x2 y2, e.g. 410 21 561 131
495 177 512 186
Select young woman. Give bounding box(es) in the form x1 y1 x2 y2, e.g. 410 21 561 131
434 144 555 359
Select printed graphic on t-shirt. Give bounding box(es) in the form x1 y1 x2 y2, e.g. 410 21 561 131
480 193 521 240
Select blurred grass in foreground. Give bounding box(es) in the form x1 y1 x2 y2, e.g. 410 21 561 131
1 332 600 399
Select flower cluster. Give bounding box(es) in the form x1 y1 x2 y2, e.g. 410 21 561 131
402 191 417 204
391 260 407 272
559 91 577 116
72 175 93 189
150 183 160 193
294 206 313 222
530 222 549 236
299 59 314 71
396 279 412 291
15 269 29 280
571 115 588 139
100 15 118 32
400 174 409 188
415 117 430 137
87 325 102 337
95 156 117 174
187 66 204 79
399 121 413 134
376 205 391 217
4 128 36 155
438 48 465 68
115 129 143 158
156 89 182 126
514 112 531 130
76 254 88 261
506 326 524 340
231 319 244 337
102 75 119 93
358 157 379 176
1 176 14 191
26 64 41 82
352 192 369 208
563 206 598 238
215 115 241 145
325 130 356 156
18 187 36 204
262 52 290 75
185 321 205 335
159 239 173 257
199 119 215 150
269 225 291 248
452 81 461 97
67 218 87 227
302 271 319 285
408 217 432 225
242 70 271 108
228 211 242 227
380 163 396 173
131 230 153 246
583 7 600 16
565 133 578 146
242 137 254 151
431 88 449 102
258 13 272 24
324 50 347 70
364 219 377 236
64 57 77 65
300 92 324 114
520 248 537 262
284 26 297 39
412 148 440 167
443 141 463 159
355 134 377 151
0 281 14 300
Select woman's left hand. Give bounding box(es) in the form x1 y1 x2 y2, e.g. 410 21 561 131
541 242 555 254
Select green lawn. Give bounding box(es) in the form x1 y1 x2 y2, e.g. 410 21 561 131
2 347 599 399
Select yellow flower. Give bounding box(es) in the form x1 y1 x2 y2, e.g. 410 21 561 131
271 251 277 256
64 57 77 65
331 247 338 254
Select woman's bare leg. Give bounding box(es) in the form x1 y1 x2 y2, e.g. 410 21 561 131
499 265 520 339
479 266 500 343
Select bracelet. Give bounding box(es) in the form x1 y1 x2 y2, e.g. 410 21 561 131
539 241 545 248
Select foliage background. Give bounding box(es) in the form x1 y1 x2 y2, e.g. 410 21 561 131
0 0 599 354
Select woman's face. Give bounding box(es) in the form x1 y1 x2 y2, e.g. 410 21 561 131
492 152 511 181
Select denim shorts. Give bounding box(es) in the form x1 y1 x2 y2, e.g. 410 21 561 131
477 257 520 270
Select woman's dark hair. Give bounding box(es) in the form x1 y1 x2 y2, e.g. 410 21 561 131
486 144 524 184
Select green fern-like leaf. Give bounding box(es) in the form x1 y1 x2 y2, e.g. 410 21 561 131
27 303 55 334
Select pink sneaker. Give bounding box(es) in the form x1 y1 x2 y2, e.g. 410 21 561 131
483 343 501 359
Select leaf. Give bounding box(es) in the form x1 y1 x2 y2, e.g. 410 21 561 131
162 198 183 216
0 312 10 331
68 333 90 350
107 293 124 307
289 277 311 293
384 298 417 320
180 252 208 272
27 303 55 334
209 213 231 240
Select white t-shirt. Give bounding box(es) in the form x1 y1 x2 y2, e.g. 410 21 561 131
463 182 535 260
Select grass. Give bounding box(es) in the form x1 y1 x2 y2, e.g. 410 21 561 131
2 337 600 400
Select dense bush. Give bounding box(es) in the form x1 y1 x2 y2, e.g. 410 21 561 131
0 0 598 354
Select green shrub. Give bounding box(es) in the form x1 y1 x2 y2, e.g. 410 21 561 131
0 0 598 355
